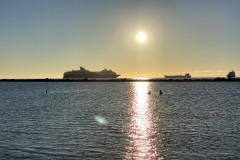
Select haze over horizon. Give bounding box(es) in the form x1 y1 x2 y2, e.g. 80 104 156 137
0 0 239 78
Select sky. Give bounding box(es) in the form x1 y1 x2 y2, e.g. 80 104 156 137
0 0 240 78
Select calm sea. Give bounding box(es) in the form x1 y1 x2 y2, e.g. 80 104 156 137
0 82 239 160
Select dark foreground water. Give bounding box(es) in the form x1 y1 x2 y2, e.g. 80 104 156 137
0 82 239 160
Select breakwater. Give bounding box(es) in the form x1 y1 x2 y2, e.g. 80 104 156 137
1 78 240 82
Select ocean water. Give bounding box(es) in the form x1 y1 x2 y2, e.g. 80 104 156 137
0 82 239 160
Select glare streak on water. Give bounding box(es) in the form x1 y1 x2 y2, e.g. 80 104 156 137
125 82 160 159
0 82 239 160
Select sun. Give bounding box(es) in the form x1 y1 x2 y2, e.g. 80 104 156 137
136 32 146 42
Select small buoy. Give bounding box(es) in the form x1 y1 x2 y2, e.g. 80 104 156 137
159 90 163 95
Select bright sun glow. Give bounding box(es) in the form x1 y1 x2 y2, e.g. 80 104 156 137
133 77 149 80
136 32 146 42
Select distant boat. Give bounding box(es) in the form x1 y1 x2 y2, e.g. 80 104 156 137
226 70 236 79
63 67 120 79
164 73 191 79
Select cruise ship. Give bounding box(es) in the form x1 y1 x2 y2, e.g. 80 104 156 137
63 67 120 79
164 73 191 79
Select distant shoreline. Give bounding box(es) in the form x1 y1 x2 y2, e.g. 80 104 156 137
0 78 240 82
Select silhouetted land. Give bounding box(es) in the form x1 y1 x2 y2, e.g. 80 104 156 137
1 78 240 82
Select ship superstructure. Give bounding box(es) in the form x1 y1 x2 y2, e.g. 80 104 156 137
226 70 236 79
63 67 120 79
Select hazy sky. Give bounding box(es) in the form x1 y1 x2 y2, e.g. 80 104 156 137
0 0 240 78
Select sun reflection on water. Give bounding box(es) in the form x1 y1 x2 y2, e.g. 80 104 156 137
125 82 161 159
